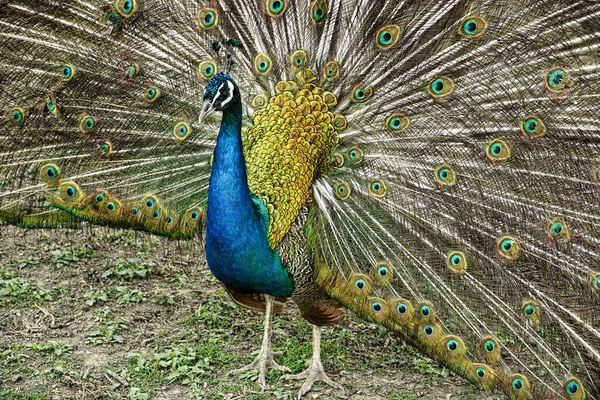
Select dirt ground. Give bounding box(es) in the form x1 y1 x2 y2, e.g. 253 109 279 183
0 225 504 400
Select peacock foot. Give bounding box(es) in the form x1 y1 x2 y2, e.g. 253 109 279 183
281 357 342 399
230 347 291 390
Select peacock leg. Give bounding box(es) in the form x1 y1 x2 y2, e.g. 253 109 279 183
281 325 342 399
229 294 290 390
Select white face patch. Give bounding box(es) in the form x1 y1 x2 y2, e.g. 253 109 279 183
219 80 235 108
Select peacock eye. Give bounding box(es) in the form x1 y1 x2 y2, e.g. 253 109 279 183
371 302 382 312
62 65 74 81
524 304 536 317
550 221 564 235
447 251 467 273
351 84 373 102
335 182 351 200
116 0 137 17
397 303 407 314
10 108 24 124
332 114 347 131
420 305 430 317
520 115 546 138
254 53 272 75
386 113 409 131
104 10 121 29
476 368 486 378
310 0 327 24
146 199 155 208
545 67 570 92
46 94 57 114
566 381 579 394
79 115 96 134
67 186 75 197
377 266 388 277
126 64 137 78
131 206 139 215
512 378 523 391
173 122 192 141
197 60 216 82
153 210 160 219
446 340 458 351
197 8 218 29
498 236 519 259
355 279 365 289
290 50 307 69
369 179 387 197
252 94 269 108
435 164 456 186
428 76 454 98
376 25 401 50
99 141 112 158
101 144 109 153
191 210 199 219
486 139 510 161
144 86 160 103
107 202 116 212
167 216 174 224
267 0 286 17
96 193 105 203
484 340 495 352
459 16 487 37
424 325 434 335
323 61 340 80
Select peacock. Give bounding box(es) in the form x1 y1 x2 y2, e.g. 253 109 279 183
1 0 600 398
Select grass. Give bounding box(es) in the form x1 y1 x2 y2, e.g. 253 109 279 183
0 226 505 400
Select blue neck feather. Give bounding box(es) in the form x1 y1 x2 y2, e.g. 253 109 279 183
205 99 294 297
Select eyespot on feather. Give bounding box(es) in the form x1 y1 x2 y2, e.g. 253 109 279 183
547 217 570 241
310 0 328 24
254 53 273 75
376 25 402 50
389 298 415 325
469 363 497 390
290 50 307 70
520 115 546 138
458 16 487 37
39 163 61 187
144 86 160 103
486 139 510 161
98 141 113 159
9 107 25 125
332 114 347 131
351 84 373 103
386 113 410 132
478 336 501 364
505 374 531 399
335 182 351 200
265 0 287 18
447 251 467 273
428 76 454 98
198 60 217 81
440 335 466 359
435 164 456 186
368 179 387 197
497 235 519 259
521 299 541 325
78 114 97 134
350 273 372 297
61 64 76 82
367 297 390 321
415 301 436 323
545 66 572 92
115 0 137 18
252 94 269 108
563 377 586 400
371 261 394 285
173 122 192 142
323 61 340 80
58 181 84 203
197 7 218 29
416 323 441 344
46 93 58 115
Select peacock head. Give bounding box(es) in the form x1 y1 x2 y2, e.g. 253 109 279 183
199 73 240 122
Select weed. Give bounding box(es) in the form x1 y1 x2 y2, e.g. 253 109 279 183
51 244 94 266
0 270 54 305
103 258 153 280
154 291 175 305
115 286 147 304
83 290 109 306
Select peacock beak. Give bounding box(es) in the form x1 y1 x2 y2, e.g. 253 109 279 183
198 99 216 123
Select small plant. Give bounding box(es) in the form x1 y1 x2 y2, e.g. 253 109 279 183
51 244 94 266
83 290 109 306
169 273 188 287
16 257 41 269
128 387 150 400
103 258 153 280
154 291 174 306
85 307 128 345
115 287 147 304
0 270 54 305
27 341 73 356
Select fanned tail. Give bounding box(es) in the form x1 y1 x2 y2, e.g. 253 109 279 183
304 1 600 399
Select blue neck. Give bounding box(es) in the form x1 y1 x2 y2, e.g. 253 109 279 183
205 100 294 297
